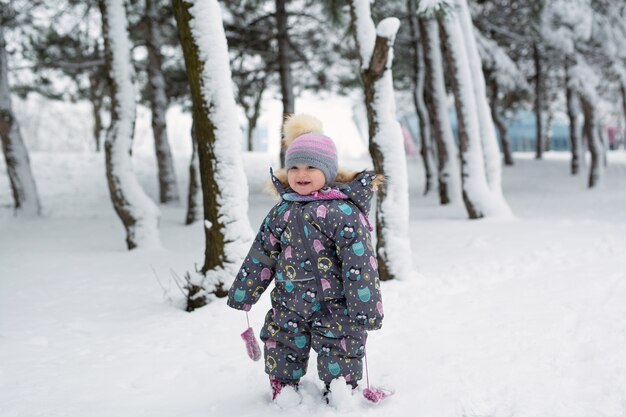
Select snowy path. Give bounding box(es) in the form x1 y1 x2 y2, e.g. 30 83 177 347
1 152 626 417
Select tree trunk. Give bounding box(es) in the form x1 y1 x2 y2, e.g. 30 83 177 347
438 13 489 219
407 0 434 195
621 80 626 150
276 0 294 167
88 73 104 153
543 110 553 152
349 0 412 281
457 0 507 200
418 16 460 204
185 120 200 225
0 26 41 216
489 81 514 166
580 94 602 188
533 42 543 159
173 0 253 307
566 62 581 174
99 0 160 249
146 0 180 204
245 78 266 152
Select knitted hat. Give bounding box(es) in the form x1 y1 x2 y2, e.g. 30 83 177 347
283 114 338 183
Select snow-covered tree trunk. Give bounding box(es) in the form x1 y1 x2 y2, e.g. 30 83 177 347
185 121 201 225
438 9 509 219
348 0 412 281
457 0 507 201
418 15 460 205
533 42 543 160
0 26 41 216
276 0 294 167
407 0 434 195
173 0 254 308
146 0 180 204
99 0 160 249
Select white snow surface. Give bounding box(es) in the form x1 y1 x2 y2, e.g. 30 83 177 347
187 0 254 279
2 150 626 416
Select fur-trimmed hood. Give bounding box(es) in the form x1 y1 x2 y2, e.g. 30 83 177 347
267 167 383 216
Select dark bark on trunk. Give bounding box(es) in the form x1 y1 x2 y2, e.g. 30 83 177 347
173 0 229 301
244 78 266 152
580 95 601 188
88 73 104 153
185 120 201 225
276 0 294 167
146 0 180 204
419 17 453 205
621 82 626 149
438 15 483 219
489 80 514 166
0 26 41 216
533 42 543 159
407 0 434 195
565 62 580 174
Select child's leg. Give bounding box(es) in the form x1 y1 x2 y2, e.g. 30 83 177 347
311 318 366 386
259 307 311 383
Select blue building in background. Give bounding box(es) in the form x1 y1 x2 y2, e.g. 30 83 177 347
403 110 571 152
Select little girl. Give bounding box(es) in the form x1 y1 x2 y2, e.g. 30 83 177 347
227 114 383 401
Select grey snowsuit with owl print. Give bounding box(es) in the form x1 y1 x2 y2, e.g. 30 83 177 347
227 170 383 385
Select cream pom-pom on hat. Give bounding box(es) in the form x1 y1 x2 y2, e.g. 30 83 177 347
283 114 338 183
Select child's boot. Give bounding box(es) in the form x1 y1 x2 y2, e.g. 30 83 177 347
270 377 300 405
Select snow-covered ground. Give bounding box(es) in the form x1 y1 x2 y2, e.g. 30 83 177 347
1 149 626 417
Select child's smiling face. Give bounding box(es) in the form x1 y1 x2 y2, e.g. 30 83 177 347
287 164 326 195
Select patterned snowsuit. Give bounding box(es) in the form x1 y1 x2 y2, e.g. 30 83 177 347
227 170 383 385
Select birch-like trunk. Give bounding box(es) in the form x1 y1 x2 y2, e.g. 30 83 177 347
418 16 460 204
146 0 180 204
407 0 434 195
533 42 543 159
99 0 160 249
185 120 200 225
276 0 294 167
173 0 253 308
0 26 41 216
349 0 412 281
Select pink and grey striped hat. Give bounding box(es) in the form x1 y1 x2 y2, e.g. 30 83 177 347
283 114 338 183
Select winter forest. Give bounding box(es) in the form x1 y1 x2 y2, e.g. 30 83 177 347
2 0 626 415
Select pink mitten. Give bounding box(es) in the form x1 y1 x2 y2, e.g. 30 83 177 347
240 327 261 361
363 386 394 404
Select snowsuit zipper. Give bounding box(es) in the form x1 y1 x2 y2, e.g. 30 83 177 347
294 202 330 316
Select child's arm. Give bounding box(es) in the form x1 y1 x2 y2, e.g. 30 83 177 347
331 204 384 330
227 207 281 310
